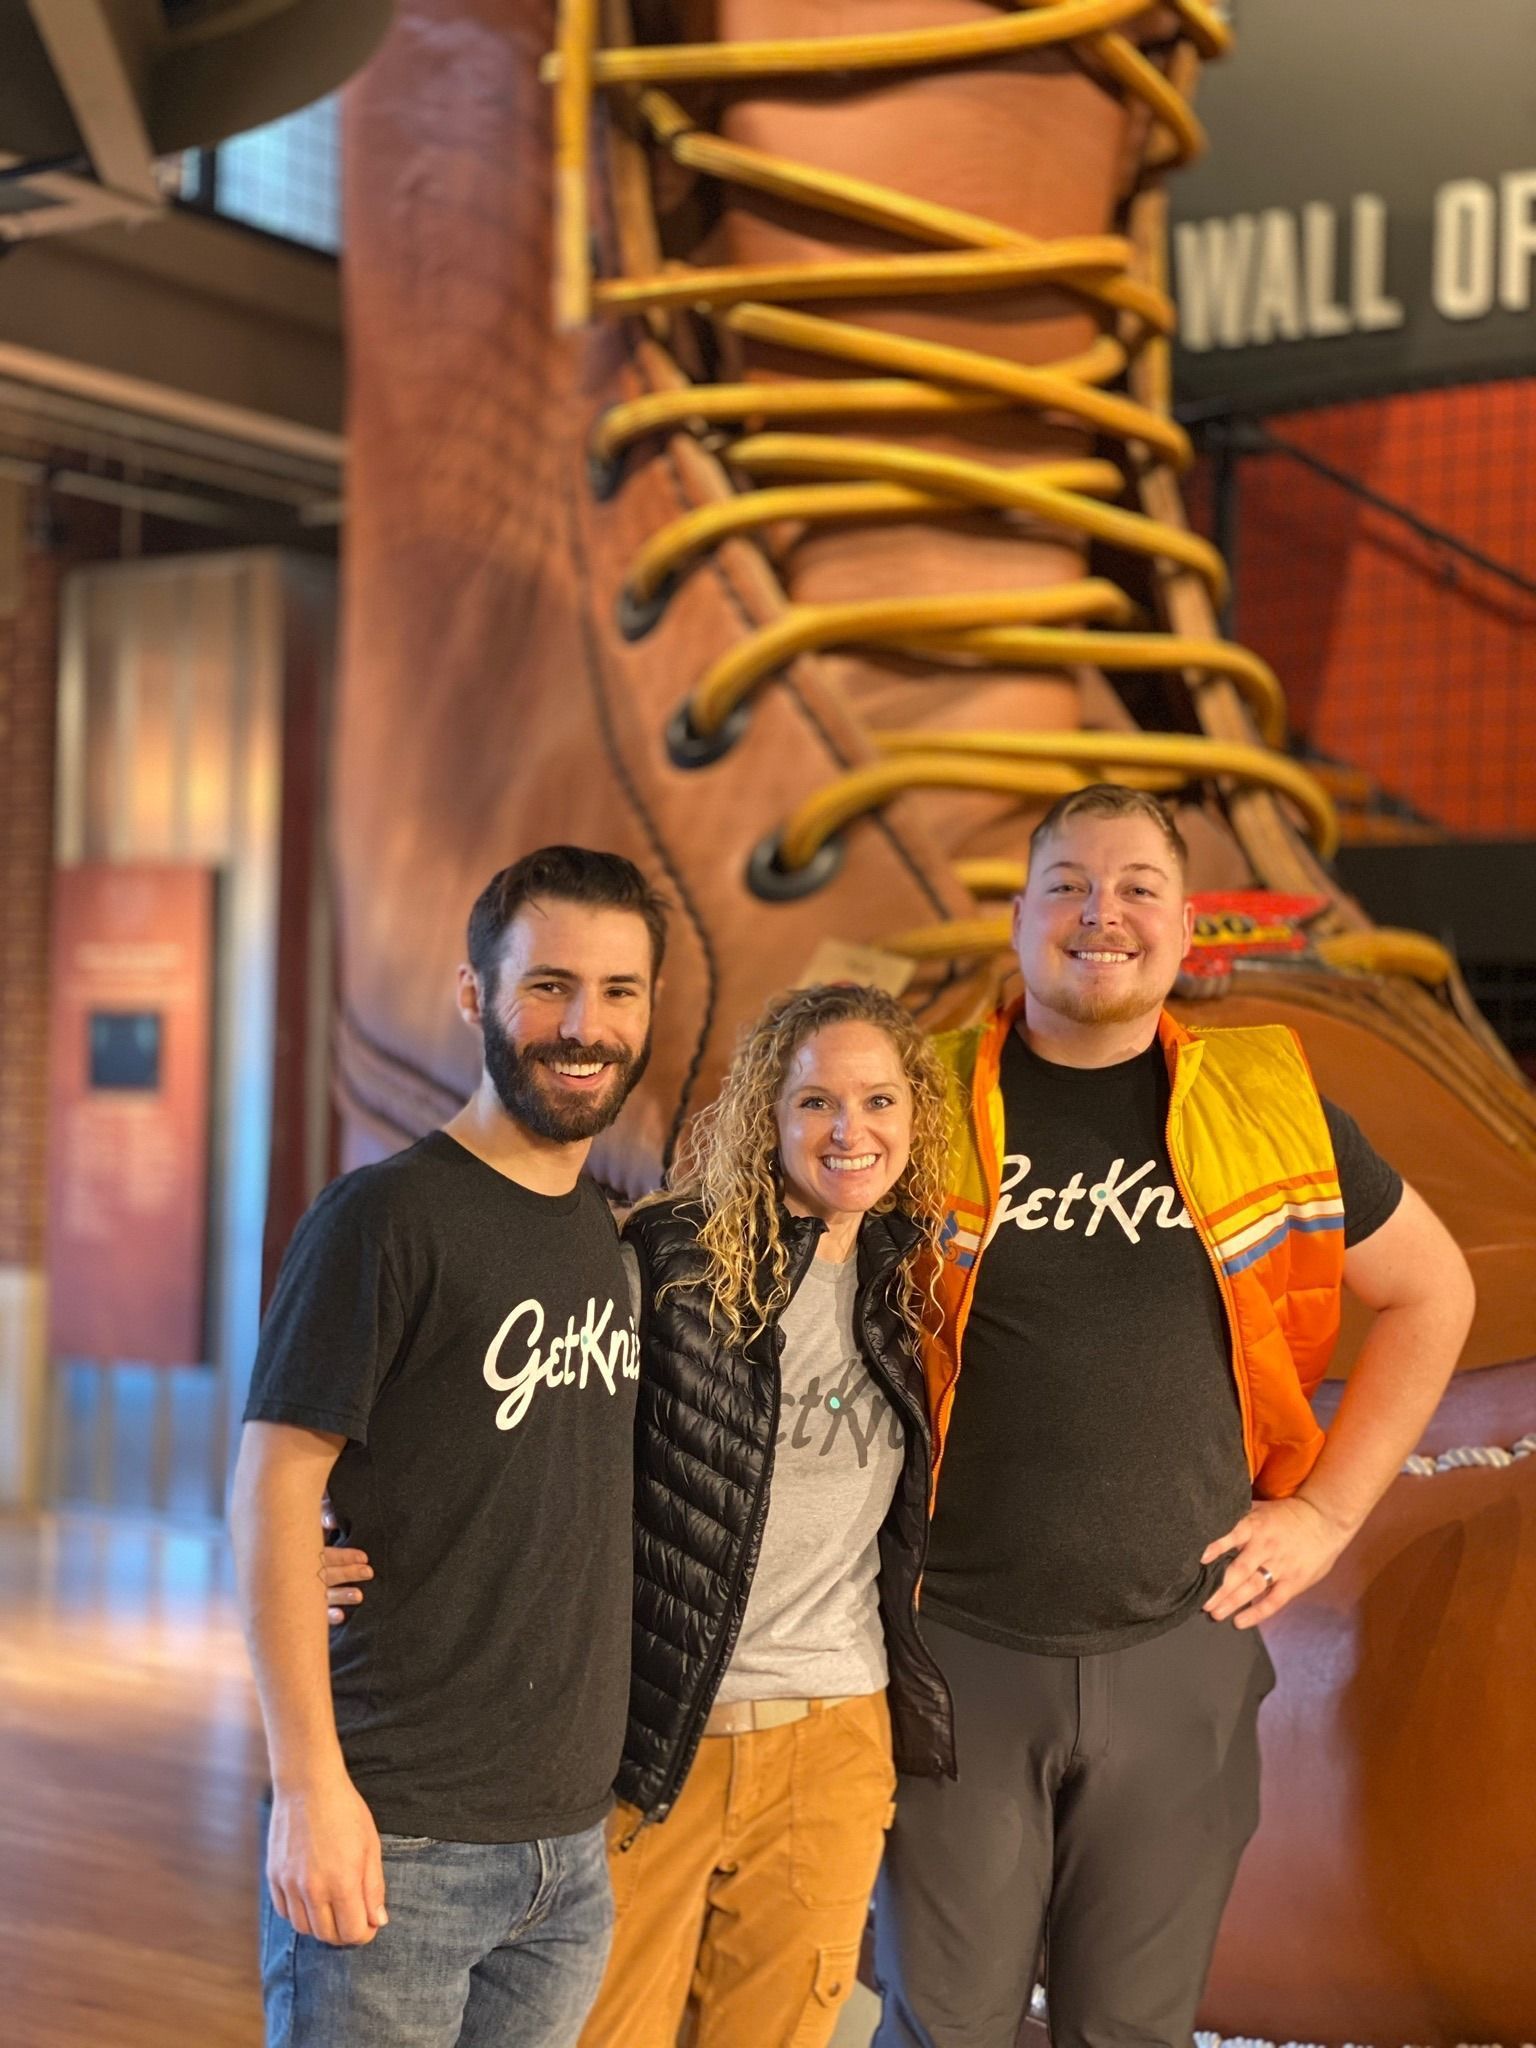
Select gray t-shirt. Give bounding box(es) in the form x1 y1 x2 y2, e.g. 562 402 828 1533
716 1251 906 1704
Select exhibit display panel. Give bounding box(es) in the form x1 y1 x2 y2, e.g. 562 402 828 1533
46 863 215 1368
48 550 334 1516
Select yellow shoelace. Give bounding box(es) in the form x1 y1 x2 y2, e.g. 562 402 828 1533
546 1 1448 984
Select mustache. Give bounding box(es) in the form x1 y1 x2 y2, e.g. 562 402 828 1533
524 1039 634 1069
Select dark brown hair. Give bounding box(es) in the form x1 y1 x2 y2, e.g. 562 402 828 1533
467 846 669 989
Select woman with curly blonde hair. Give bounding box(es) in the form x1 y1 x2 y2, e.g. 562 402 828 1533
576 980 958 2048
323 981 959 2046
662 980 953 1343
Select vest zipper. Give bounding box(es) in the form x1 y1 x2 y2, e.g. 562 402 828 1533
615 1809 651 1852
858 1273 957 1772
858 1281 929 1442
643 1342 782 1820
931 1014 1011 1505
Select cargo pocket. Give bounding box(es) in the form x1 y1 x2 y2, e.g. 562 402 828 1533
790 1940 863 2045
789 1694 897 1910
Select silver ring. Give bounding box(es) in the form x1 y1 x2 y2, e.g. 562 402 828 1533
1257 1564 1275 1588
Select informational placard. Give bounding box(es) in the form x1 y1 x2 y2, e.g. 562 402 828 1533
47 865 215 1366
1169 0 1536 412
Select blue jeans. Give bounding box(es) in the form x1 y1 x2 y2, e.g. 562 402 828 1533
260 1820 614 2048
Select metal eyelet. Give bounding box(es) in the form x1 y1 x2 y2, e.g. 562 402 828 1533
746 831 845 901
586 427 625 503
665 700 750 770
616 576 677 642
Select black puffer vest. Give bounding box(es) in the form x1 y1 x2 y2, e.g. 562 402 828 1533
615 1196 956 1822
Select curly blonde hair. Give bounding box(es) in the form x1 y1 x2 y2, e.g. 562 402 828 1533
655 983 955 1345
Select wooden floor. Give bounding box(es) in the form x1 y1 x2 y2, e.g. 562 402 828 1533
0 1511 970 2048
0 1511 267 2048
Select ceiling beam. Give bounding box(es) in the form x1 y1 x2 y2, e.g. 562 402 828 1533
0 149 158 240
22 0 162 206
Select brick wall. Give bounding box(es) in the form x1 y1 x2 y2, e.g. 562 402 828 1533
1190 378 1536 836
0 492 62 1270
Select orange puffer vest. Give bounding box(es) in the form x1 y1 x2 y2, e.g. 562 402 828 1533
926 1003 1345 1500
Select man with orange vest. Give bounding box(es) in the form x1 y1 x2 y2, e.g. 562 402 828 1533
872 784 1475 2048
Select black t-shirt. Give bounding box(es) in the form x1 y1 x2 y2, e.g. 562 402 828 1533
923 1032 1403 1657
244 1132 639 1843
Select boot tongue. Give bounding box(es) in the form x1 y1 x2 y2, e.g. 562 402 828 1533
671 0 1151 864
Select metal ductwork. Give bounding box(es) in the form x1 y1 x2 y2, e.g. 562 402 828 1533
0 0 393 239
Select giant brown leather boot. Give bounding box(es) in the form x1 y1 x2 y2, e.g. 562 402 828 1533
336 4 1536 2038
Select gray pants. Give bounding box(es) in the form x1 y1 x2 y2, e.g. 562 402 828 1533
871 1608 1275 2048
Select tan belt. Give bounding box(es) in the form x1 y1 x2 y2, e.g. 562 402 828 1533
701 1693 863 1736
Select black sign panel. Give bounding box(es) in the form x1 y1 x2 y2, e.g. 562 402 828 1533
1168 0 1536 415
89 1011 163 1092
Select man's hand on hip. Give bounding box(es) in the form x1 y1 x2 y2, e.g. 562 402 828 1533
268 1772 388 1947
1200 1495 1352 1628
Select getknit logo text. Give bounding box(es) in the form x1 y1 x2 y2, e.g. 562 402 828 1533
987 1152 1194 1247
776 1354 902 1468
482 1295 639 1432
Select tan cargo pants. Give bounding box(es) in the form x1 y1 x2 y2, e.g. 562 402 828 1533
579 1691 895 2048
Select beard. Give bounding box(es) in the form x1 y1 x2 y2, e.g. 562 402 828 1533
482 1010 652 1143
1047 980 1161 1026
1039 948 1169 1028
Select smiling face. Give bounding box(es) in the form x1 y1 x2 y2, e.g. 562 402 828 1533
1013 812 1194 1036
775 1020 914 1226
471 896 655 1142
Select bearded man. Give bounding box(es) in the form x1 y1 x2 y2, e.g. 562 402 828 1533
231 846 666 2048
